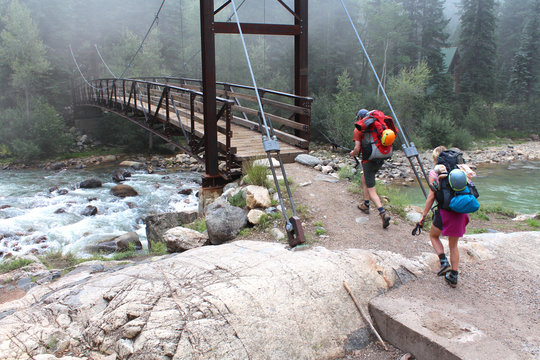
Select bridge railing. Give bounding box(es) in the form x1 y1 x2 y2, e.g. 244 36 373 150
74 78 236 175
134 77 313 149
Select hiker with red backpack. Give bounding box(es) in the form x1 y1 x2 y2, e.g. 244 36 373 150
418 146 480 288
349 109 397 229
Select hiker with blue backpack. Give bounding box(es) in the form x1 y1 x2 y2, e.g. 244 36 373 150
350 109 397 229
419 146 480 288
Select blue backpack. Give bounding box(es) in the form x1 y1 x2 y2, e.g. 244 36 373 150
434 150 480 214
448 184 480 213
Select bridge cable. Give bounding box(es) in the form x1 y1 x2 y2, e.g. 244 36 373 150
95 44 118 79
118 0 167 79
69 44 107 92
338 0 430 198
229 0 304 246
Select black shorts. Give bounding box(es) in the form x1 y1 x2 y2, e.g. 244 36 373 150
362 160 384 188
433 209 443 230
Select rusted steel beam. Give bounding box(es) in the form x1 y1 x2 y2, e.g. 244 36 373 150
200 0 219 178
214 22 301 36
294 0 309 143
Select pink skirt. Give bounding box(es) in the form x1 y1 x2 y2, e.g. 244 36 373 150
440 209 469 237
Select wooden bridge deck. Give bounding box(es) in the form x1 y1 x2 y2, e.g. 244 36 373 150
75 78 311 173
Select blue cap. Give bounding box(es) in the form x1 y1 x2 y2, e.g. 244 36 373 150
357 109 369 119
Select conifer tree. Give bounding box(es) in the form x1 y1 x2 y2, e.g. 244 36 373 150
507 0 540 103
458 0 497 104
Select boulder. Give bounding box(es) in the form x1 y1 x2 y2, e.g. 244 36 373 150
79 178 102 189
144 211 199 248
253 157 280 168
295 154 322 167
245 185 271 209
119 160 144 170
111 184 138 198
205 202 247 244
112 169 132 183
163 227 209 252
247 209 265 225
81 205 98 216
0 241 430 360
87 232 142 254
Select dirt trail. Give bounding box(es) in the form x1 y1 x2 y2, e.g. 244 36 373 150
279 162 433 258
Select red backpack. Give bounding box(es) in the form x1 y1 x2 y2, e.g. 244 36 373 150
354 110 398 161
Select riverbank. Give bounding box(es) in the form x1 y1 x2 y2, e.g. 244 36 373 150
308 139 540 186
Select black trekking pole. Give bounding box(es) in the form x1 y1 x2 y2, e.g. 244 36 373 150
319 130 361 169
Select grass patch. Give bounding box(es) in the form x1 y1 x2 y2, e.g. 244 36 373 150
238 228 254 237
375 183 410 218
185 218 207 233
467 228 488 234
39 251 82 270
313 221 324 227
229 191 246 208
471 203 517 221
0 258 34 274
242 160 270 187
526 219 540 228
315 227 327 236
347 184 363 195
109 243 138 261
338 165 358 180
150 241 168 256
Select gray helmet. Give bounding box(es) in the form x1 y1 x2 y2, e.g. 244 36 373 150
449 169 467 191
356 109 369 119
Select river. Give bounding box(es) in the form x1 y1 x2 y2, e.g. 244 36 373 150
395 160 540 214
0 166 201 259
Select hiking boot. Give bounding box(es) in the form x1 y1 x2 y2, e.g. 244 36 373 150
437 260 451 276
445 271 458 288
357 202 370 214
380 211 391 229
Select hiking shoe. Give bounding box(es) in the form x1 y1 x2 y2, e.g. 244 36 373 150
437 260 451 276
380 211 391 229
357 202 370 214
445 271 458 288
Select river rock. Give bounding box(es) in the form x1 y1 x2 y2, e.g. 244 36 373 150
205 202 247 245
144 211 199 248
80 178 102 189
87 232 141 254
163 227 209 252
119 161 144 170
81 205 98 216
295 154 322 167
247 209 265 225
112 169 132 183
245 185 271 209
111 184 138 198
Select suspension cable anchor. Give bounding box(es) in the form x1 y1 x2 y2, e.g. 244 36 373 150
286 216 305 248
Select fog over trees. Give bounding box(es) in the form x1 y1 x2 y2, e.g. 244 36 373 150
0 0 538 160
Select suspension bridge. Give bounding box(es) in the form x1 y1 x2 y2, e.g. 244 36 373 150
72 0 429 246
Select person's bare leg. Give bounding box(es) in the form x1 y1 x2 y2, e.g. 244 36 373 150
448 236 460 271
429 225 444 255
360 174 370 202
365 186 382 209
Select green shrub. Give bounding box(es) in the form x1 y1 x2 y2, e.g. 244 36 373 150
526 219 540 228
451 128 474 150
243 160 269 187
229 191 246 208
418 111 456 148
185 218 207 233
0 258 34 273
39 251 82 270
150 241 168 255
